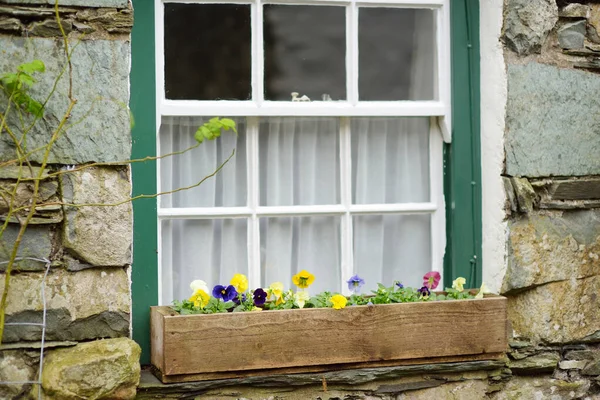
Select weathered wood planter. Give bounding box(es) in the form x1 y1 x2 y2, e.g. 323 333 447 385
151 295 508 383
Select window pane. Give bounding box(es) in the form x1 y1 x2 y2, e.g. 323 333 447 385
351 117 429 204
353 214 431 292
259 117 340 206
160 116 247 207
260 216 341 293
161 219 248 305
164 4 251 100
359 8 436 100
264 5 346 101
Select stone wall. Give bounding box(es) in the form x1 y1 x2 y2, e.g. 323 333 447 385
0 1 139 399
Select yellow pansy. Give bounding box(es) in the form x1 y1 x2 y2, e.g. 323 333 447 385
294 291 311 309
188 289 210 309
330 294 347 310
230 273 248 293
452 277 466 292
292 270 315 289
251 306 262 312
268 282 284 300
475 282 490 299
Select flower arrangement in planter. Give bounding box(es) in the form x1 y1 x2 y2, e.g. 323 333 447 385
151 271 507 384
171 270 489 316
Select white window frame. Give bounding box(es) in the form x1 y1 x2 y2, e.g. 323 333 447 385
155 0 450 299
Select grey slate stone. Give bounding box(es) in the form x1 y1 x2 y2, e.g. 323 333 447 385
0 0 128 7
558 20 586 49
0 37 131 164
0 224 54 271
503 0 558 55
559 3 589 18
506 63 600 177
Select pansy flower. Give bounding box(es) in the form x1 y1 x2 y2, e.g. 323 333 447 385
475 282 490 299
190 279 209 294
346 275 365 294
294 291 311 308
417 286 430 299
268 282 284 300
292 270 315 289
212 284 238 302
452 277 466 292
395 282 404 289
253 288 267 306
330 294 348 310
423 271 441 290
230 273 248 293
232 293 247 305
188 289 210 309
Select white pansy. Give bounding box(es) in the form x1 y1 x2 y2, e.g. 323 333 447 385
190 279 209 293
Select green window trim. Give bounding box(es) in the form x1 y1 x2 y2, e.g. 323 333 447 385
130 0 481 364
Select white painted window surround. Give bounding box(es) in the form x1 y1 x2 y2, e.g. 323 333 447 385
155 0 451 303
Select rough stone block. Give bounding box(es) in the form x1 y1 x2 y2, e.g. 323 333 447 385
1 268 130 342
491 377 590 399
0 179 63 225
506 63 600 177
507 275 600 344
559 360 587 370
511 177 537 213
508 353 560 374
40 338 140 400
559 3 589 19
0 224 54 271
0 350 37 400
582 357 600 376
502 0 558 55
0 0 128 7
558 20 586 49
0 37 131 164
503 210 600 294
62 166 132 267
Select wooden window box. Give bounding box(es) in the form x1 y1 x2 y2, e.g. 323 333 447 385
150 295 508 383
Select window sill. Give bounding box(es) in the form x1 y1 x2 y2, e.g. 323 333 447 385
150 296 508 384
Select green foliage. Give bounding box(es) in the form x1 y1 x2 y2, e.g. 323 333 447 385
0 60 45 118
194 117 237 144
172 297 235 314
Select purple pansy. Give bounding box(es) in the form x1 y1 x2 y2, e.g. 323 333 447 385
417 286 430 298
346 274 365 293
232 293 247 305
253 288 267 306
396 282 404 289
212 284 238 302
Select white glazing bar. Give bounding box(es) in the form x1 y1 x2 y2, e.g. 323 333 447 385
163 0 443 5
161 100 446 116
429 117 446 274
339 117 354 295
158 203 437 218
438 0 452 142
350 3 359 105
247 117 261 289
253 0 265 104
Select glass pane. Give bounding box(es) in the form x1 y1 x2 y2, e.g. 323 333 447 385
351 117 429 204
353 214 431 292
260 216 341 293
259 117 340 206
264 5 346 101
359 8 436 100
164 4 251 100
161 219 248 305
160 116 247 207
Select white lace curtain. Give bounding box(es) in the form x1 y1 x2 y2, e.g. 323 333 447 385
158 10 435 304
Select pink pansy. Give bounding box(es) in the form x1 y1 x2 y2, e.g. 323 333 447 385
423 271 441 290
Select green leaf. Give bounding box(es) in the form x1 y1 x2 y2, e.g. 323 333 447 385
27 99 44 118
194 128 205 143
220 118 237 133
18 60 45 74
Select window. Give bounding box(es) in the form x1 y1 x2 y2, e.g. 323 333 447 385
155 0 452 304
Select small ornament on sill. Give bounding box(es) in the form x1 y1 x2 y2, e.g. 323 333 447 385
291 92 311 102
322 93 332 101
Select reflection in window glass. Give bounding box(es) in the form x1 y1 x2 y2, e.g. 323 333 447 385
259 117 340 206
351 117 430 204
354 214 431 291
264 5 346 101
164 4 251 100
260 216 341 293
359 8 436 101
161 219 248 305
